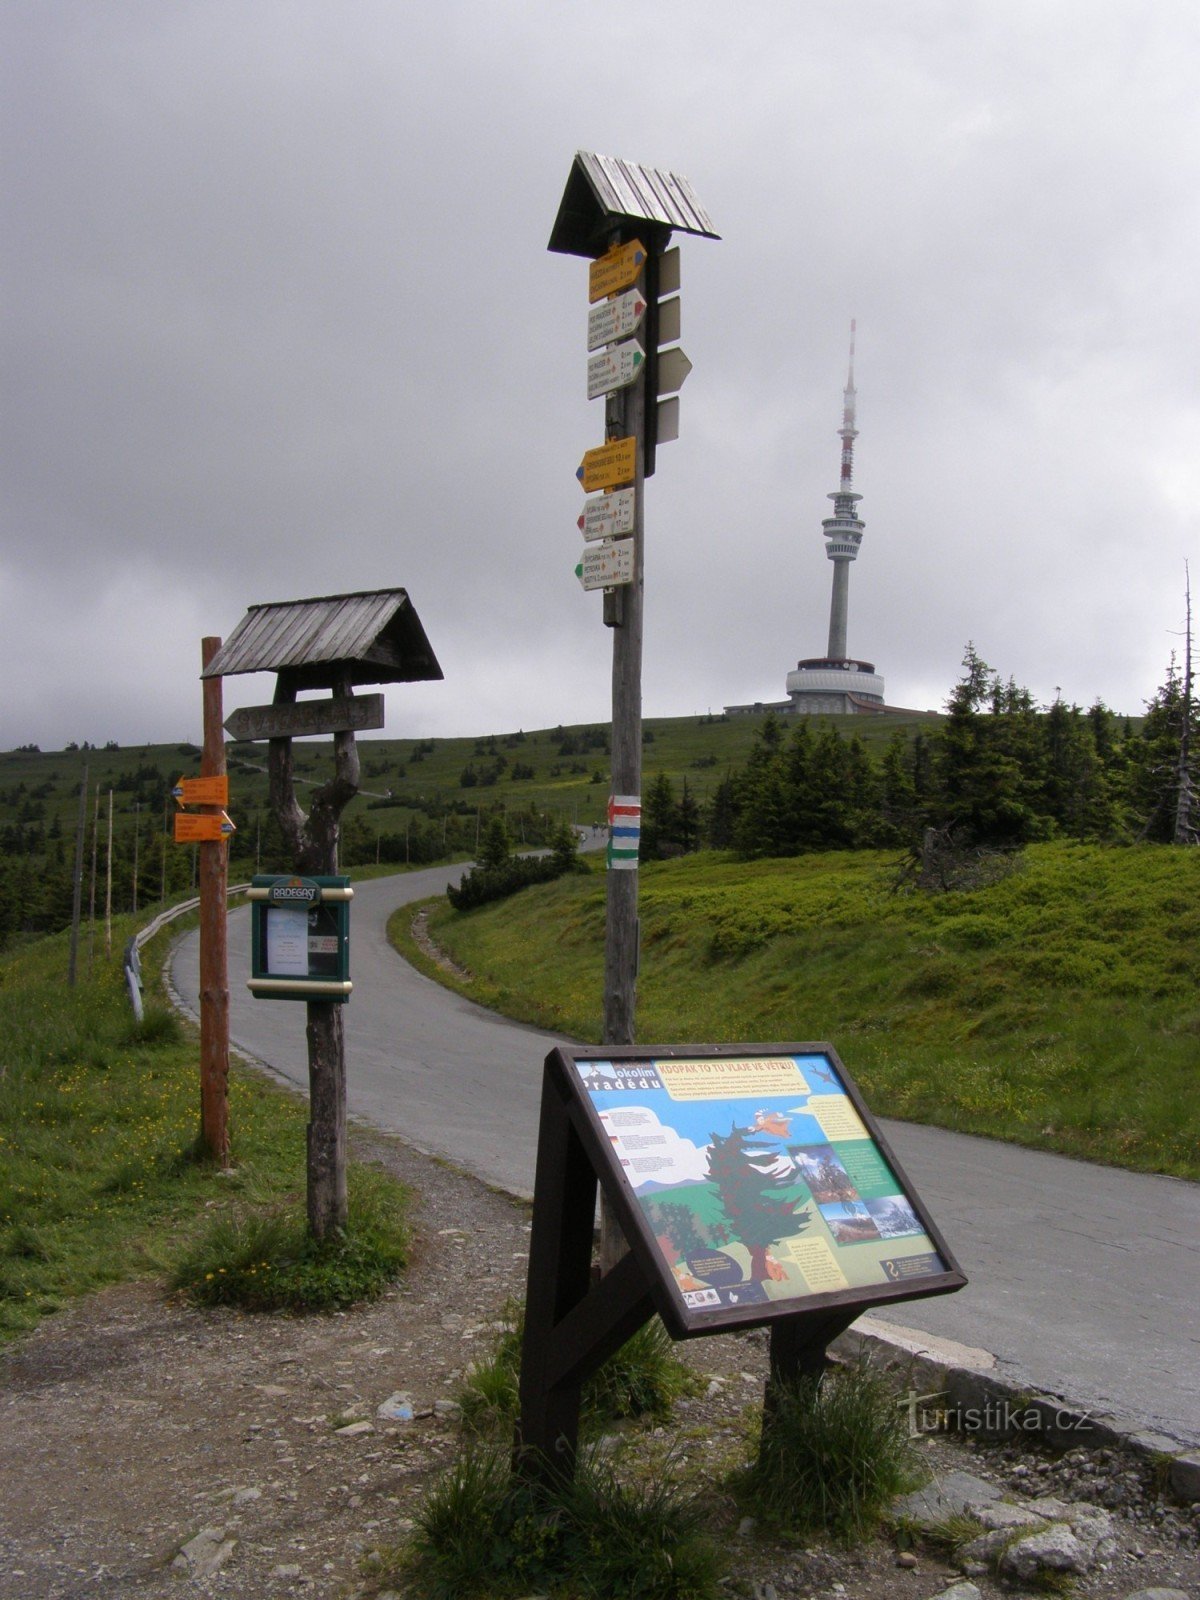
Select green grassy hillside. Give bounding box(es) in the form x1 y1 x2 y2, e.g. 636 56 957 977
398 842 1200 1180
0 712 936 947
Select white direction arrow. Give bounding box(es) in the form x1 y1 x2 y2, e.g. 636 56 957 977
656 347 693 396
576 540 635 591
587 287 647 351
578 487 636 542
587 338 644 401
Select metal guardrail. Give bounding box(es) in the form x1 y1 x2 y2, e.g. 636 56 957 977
123 883 251 1021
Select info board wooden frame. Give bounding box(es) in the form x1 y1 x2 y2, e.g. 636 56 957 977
546 1041 964 1341
516 1042 966 1480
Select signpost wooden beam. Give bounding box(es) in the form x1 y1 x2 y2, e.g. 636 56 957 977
224 693 385 742
198 635 230 1166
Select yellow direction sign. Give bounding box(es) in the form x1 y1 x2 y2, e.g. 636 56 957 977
577 436 636 493
174 811 236 844
173 774 229 807
588 239 646 304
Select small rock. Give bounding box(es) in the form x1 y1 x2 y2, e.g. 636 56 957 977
736 1515 756 1537
895 1550 918 1568
432 1398 461 1417
269 1565 301 1580
173 1527 237 1579
334 1420 374 1437
1121 1591 1193 1600
937 1585 982 1600
967 1499 1047 1533
232 1486 261 1506
377 1393 414 1422
1000 1522 1089 1582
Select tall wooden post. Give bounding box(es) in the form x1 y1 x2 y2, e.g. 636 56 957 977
198 636 230 1165
268 670 360 1238
596 235 651 1273
601 243 646 1049
67 763 88 986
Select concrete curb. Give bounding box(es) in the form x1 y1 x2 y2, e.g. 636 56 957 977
833 1314 1199 1504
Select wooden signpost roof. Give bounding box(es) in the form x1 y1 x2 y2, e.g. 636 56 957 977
548 150 719 259
201 589 443 690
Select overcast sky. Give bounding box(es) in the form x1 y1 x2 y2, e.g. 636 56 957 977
3 2 1197 751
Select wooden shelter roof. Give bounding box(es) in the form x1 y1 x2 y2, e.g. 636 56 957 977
202 589 442 689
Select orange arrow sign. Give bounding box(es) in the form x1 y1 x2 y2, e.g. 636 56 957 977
577 436 636 493
174 811 237 844
588 239 646 303
173 774 229 807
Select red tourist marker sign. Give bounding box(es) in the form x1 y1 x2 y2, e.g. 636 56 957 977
587 286 647 351
578 487 636 542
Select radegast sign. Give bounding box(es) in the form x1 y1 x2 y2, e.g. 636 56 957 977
265 876 322 906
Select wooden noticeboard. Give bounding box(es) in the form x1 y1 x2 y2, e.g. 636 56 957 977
247 875 353 1001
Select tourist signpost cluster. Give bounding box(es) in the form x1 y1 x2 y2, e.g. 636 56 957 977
517 151 966 1493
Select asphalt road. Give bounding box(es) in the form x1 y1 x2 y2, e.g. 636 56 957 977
171 867 1200 1450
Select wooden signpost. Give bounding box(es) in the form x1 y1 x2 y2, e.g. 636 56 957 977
204 590 442 1239
224 693 385 743
197 636 230 1166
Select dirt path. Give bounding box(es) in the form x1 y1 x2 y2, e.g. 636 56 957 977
2 1129 1196 1600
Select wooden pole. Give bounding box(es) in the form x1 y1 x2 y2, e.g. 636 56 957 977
67 764 88 986
597 235 648 1273
104 789 113 959
198 636 230 1165
267 670 359 1237
87 781 99 974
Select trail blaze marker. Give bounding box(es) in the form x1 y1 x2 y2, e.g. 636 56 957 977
578 487 636 541
577 436 636 492
588 238 646 302
606 793 641 869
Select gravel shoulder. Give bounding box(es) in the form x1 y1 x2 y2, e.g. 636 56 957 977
1 1124 1196 1600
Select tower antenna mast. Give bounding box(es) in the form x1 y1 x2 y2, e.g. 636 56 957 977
822 320 864 661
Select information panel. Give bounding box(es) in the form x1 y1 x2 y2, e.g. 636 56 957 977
559 1044 964 1332
247 875 353 1001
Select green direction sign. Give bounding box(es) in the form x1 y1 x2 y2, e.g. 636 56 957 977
586 338 644 401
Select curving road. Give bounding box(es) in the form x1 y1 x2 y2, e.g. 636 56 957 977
171 868 1200 1451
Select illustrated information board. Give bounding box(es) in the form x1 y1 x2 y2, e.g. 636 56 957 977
573 1050 955 1318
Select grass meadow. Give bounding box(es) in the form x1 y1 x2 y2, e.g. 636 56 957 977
0 913 407 1338
394 841 1200 1180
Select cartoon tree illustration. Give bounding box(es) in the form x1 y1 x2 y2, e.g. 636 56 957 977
706 1124 811 1282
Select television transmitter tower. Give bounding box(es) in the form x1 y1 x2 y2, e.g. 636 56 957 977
780 321 886 714
823 320 864 659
